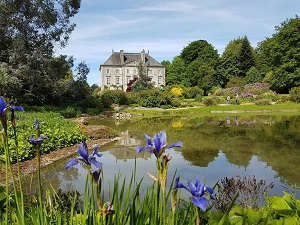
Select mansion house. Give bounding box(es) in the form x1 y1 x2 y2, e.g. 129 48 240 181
100 49 165 91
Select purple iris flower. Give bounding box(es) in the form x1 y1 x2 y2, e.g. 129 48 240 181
136 131 183 157
65 142 103 170
0 96 24 115
28 136 47 146
174 177 214 211
28 119 47 146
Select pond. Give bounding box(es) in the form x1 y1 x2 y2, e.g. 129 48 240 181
24 114 300 200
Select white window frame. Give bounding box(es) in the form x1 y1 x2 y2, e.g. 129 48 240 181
107 77 111 85
158 77 162 84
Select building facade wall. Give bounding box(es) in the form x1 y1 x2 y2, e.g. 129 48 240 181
100 51 165 91
100 64 165 91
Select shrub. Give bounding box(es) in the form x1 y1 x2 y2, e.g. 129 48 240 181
135 89 173 108
243 83 270 95
182 86 204 99
86 107 102 115
203 97 218 106
255 99 272 105
290 86 300 103
256 91 278 102
99 90 129 108
214 175 274 212
60 106 81 118
194 95 202 102
170 87 183 97
126 92 138 105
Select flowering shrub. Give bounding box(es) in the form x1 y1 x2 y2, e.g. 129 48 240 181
215 86 240 97
170 87 183 97
243 83 270 95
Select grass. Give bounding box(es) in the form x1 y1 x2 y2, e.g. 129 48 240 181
123 101 300 117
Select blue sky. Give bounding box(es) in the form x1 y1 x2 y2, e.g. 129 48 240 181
57 0 300 85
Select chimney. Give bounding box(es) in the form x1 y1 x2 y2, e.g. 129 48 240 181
141 49 145 63
120 50 124 64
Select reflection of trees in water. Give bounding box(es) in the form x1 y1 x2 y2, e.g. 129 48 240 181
22 159 80 195
143 116 300 184
181 147 219 167
88 115 300 186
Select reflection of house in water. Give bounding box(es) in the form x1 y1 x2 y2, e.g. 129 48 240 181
109 130 151 162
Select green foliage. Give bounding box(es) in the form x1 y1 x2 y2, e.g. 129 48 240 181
0 67 22 101
131 61 153 92
0 112 84 162
99 90 129 108
182 86 204 99
203 97 220 106
257 16 300 93
244 66 263 84
0 1 81 104
222 192 300 225
255 99 272 105
180 40 219 66
290 86 300 102
59 106 81 118
165 56 189 86
226 76 246 88
217 38 243 86
134 89 173 108
194 95 202 102
238 36 256 77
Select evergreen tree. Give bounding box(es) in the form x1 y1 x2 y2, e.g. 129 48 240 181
238 36 256 77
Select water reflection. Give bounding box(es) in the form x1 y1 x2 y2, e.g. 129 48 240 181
110 130 151 162
23 115 300 199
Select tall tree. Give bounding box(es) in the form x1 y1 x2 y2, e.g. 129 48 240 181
218 38 243 86
165 57 188 86
75 61 90 82
257 16 300 93
0 0 81 103
180 40 219 66
179 39 219 91
238 36 256 77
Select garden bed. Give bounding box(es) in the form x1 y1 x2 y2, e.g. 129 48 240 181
0 122 121 185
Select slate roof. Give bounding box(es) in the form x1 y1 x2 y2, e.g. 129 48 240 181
101 51 163 67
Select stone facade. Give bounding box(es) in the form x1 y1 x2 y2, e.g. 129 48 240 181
100 49 165 91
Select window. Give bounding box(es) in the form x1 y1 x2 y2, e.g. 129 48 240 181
107 77 110 85
127 69 130 74
158 77 162 84
148 70 152 75
133 69 136 74
158 70 161 75
116 77 120 85
106 69 110 74
126 77 131 84
116 69 120 74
